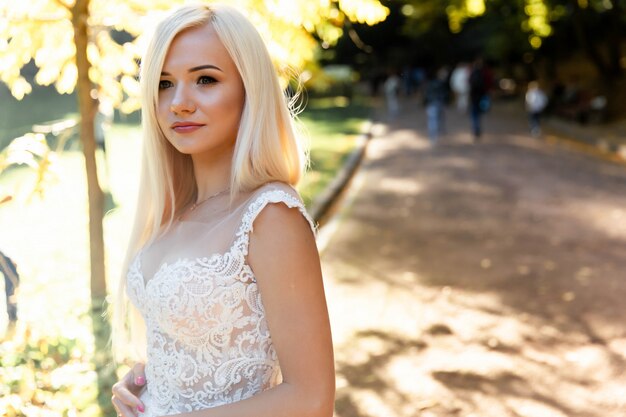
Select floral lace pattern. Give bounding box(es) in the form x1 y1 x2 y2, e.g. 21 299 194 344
126 189 314 417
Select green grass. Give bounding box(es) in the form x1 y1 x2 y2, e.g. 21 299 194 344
298 96 371 204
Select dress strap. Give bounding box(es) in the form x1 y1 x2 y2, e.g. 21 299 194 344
234 188 316 257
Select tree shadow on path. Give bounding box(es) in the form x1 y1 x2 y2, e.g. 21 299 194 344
324 99 626 417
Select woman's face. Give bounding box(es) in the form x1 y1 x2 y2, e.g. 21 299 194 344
157 24 245 159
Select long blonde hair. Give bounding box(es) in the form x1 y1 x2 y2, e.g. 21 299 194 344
112 3 307 361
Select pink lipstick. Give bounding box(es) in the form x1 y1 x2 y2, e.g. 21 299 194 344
171 122 205 133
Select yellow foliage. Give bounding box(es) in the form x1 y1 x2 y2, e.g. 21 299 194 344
0 0 388 113
338 0 389 25
445 0 487 33
523 0 552 44
530 35 542 48
121 75 140 98
466 0 486 17
1 133 47 169
0 326 97 417
445 0 553 49
1 0 72 97
446 6 465 34
7 77 32 100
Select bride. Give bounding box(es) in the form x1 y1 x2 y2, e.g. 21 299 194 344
110 4 335 417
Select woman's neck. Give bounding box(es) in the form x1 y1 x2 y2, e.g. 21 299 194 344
191 150 233 202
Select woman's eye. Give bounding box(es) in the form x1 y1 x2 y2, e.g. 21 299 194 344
198 75 216 85
159 80 173 90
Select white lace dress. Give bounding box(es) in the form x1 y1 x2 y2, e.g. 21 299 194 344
126 183 315 417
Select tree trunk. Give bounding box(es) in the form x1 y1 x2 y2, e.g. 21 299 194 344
72 2 115 416
73 0 106 301
606 1 624 79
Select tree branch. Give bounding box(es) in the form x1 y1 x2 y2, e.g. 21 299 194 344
51 0 71 11
345 20 374 53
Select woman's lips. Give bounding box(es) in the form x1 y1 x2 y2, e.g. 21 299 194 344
171 123 205 133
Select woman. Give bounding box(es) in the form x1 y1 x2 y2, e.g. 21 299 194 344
111 4 335 417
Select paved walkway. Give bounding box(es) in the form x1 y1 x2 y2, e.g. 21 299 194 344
320 97 626 417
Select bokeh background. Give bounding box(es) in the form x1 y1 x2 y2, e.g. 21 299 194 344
1 1 625 416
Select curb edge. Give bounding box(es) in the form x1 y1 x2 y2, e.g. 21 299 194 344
309 120 374 225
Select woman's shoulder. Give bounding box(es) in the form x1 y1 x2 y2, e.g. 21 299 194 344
242 181 303 209
251 181 300 198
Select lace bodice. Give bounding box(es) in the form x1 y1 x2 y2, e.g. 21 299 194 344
126 183 315 417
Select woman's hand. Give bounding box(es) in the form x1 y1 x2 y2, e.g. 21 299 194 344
112 362 147 417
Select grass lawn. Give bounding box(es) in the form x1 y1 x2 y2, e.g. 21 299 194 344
299 96 371 205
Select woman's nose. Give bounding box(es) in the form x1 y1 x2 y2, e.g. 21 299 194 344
170 87 196 115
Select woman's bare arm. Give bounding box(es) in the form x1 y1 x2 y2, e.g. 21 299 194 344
174 202 335 417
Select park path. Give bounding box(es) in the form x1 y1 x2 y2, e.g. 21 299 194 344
320 96 626 417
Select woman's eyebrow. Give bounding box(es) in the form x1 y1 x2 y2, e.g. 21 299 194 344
161 64 223 76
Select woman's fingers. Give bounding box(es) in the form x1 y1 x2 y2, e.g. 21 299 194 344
112 381 145 410
112 366 146 415
112 396 138 417
131 362 146 388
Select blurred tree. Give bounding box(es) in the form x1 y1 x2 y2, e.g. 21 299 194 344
399 0 537 67
327 0 624 114
569 0 624 80
399 0 624 78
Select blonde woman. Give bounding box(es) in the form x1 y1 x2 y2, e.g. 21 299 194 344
110 4 335 417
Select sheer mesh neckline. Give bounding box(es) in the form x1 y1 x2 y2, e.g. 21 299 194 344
131 182 316 293
176 190 253 224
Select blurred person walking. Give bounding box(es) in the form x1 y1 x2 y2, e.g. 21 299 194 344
423 68 448 144
384 71 401 119
468 58 492 142
525 81 548 137
450 62 470 112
